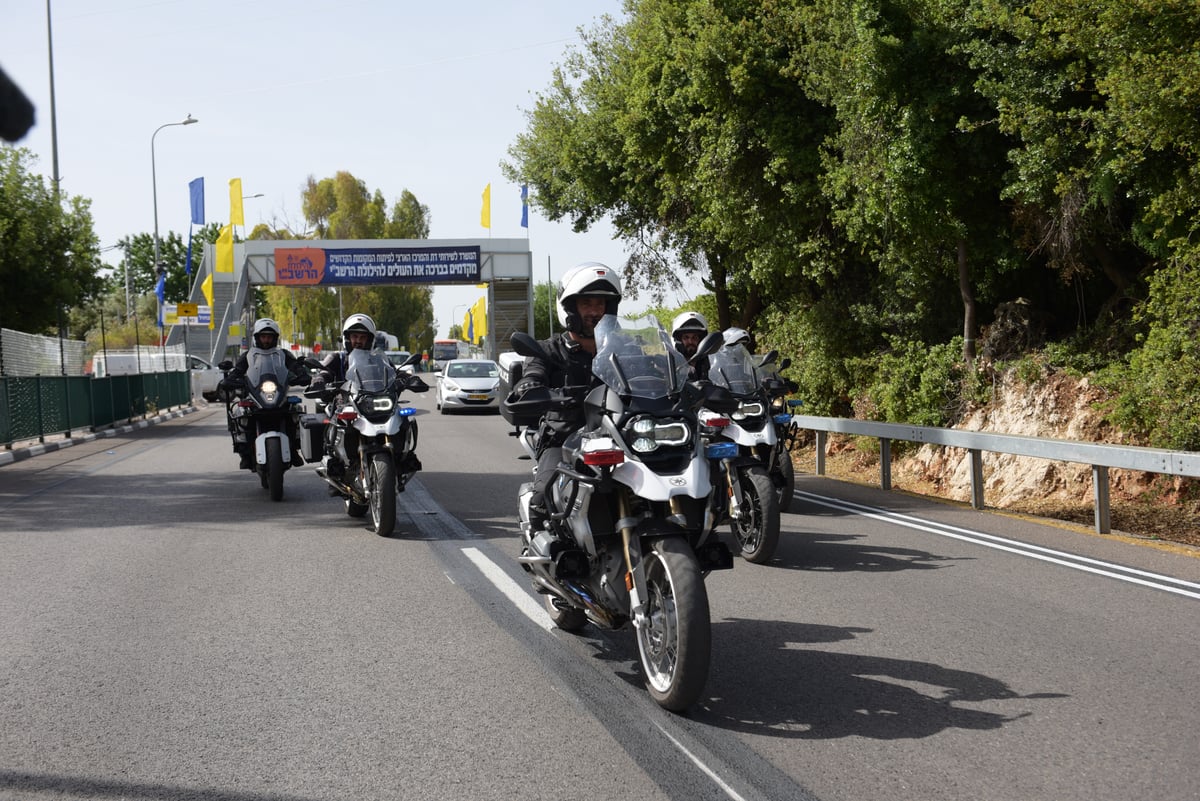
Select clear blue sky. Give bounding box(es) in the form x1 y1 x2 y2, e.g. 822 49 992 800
4 0 703 338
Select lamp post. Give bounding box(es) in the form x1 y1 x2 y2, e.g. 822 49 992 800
151 113 198 333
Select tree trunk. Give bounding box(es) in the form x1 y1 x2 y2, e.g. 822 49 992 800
959 238 976 365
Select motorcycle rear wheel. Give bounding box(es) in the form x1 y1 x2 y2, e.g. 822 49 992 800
636 537 711 712
730 465 780 564
369 452 397 537
266 438 285 502
543 594 587 632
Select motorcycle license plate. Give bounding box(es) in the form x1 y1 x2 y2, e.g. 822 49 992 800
467 394 489 401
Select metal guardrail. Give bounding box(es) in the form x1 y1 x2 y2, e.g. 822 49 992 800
790 414 1200 535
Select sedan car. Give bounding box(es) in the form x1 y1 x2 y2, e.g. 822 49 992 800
435 359 501 414
189 355 222 402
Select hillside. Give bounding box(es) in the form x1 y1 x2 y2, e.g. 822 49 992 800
791 370 1200 550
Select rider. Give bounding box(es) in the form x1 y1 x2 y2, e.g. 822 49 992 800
510 262 622 533
671 310 710 380
221 317 310 468
312 313 378 479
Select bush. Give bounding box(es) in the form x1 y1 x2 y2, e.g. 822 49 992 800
1106 263 1200 451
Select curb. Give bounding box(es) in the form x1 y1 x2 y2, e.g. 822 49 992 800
0 406 199 467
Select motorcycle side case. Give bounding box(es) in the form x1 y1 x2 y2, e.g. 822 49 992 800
299 413 326 462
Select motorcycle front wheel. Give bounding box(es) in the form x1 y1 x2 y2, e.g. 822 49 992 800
265 437 285 502
636 537 711 712
369 452 397 537
730 465 780 564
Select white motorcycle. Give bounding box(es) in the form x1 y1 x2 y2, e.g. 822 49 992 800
503 315 737 712
699 342 782 563
305 348 427 536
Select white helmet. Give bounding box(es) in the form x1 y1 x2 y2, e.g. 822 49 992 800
671 311 709 341
557 262 622 332
252 318 281 349
723 327 751 348
341 313 377 350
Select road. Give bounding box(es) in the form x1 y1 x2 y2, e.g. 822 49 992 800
2 389 1198 801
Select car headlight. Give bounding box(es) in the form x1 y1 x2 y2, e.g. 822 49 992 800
443 379 460 392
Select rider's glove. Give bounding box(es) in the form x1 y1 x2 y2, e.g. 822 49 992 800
513 378 543 397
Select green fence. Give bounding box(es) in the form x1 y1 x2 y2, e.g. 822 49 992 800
0 372 191 448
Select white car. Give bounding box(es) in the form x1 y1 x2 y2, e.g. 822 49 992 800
434 359 501 414
189 355 222 402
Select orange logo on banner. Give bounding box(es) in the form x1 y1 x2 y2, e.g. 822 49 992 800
275 248 326 285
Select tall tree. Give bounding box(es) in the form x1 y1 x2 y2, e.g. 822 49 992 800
0 146 102 333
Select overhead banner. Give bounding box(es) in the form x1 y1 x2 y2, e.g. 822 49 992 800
274 246 481 286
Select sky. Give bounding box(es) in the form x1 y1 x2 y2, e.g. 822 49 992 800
3 0 704 340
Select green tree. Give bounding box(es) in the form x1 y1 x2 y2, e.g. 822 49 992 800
0 146 103 333
503 1 837 332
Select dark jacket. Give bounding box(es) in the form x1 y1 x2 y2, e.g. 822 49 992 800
518 332 598 448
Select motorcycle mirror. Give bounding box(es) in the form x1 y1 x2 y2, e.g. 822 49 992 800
218 359 234 371
303 357 323 369
779 357 791 371
402 352 422 368
758 349 779 368
510 331 550 362
693 331 724 361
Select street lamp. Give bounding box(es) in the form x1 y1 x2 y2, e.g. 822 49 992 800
150 113 198 327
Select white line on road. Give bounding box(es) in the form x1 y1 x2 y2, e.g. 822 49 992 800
460 546 553 631
794 490 1200 600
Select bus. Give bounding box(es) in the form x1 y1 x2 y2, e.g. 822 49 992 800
431 339 471 369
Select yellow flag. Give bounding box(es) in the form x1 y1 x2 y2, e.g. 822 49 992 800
216 224 233 273
480 183 491 229
229 178 245 227
201 273 214 329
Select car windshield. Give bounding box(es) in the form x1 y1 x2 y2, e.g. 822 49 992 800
706 344 762 396
592 314 689 399
446 362 498 379
244 348 290 385
346 347 394 393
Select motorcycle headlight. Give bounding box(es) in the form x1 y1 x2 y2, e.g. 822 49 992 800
771 396 786 412
732 401 764 421
260 379 279 404
625 416 691 453
369 396 395 413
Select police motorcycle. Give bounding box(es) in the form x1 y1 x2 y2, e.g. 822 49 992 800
698 339 783 563
303 346 427 537
218 348 309 502
758 354 803 513
503 314 738 712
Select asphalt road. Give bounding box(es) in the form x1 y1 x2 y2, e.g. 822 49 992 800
2 391 1198 801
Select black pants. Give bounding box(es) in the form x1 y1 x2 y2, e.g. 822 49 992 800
530 446 563 522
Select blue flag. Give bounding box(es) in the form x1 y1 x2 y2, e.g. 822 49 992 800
520 184 529 228
189 177 205 225
155 272 166 327
185 229 194 276
466 310 474 342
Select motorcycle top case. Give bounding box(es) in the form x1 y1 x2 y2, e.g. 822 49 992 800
299 413 326 462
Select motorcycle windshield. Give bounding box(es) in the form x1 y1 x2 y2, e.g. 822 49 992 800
345 348 394 393
243 348 291 386
592 314 689 399
706 344 761 396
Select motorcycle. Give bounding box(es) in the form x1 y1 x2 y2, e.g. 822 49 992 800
305 348 428 536
218 349 308 502
699 342 782 563
759 355 803 513
503 314 738 712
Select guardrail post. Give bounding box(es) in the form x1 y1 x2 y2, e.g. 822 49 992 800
970 449 984 509
879 438 892 491
815 431 827 475
1092 465 1111 534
